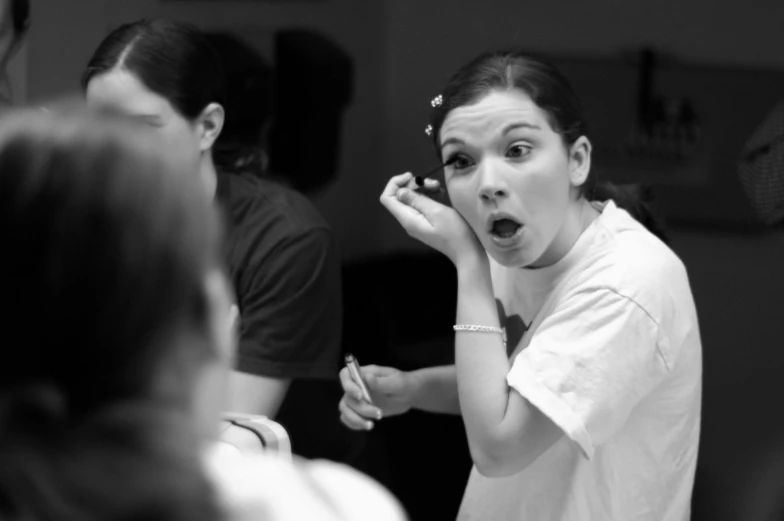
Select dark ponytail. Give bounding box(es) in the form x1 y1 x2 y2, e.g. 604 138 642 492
428 50 668 243
587 182 670 243
10 0 30 38
205 32 274 177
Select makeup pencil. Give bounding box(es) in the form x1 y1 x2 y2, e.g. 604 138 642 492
414 156 458 189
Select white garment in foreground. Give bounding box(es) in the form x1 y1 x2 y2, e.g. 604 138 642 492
205 443 408 521
458 201 702 521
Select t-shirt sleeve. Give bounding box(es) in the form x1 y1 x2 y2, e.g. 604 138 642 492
506 287 671 460
235 227 342 379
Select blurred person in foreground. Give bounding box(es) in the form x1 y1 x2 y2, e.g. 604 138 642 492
0 104 405 521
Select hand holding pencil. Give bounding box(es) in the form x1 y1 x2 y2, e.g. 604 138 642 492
338 356 416 431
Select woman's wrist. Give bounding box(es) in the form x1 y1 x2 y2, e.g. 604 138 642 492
406 369 426 411
456 254 492 298
407 366 462 415
455 249 490 278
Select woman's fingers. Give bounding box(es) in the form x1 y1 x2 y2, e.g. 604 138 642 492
380 173 422 223
381 172 415 199
338 366 364 402
404 177 420 191
344 392 383 420
406 176 441 193
338 366 383 421
339 367 383 417
381 183 442 235
361 365 400 379
339 396 374 431
421 178 441 190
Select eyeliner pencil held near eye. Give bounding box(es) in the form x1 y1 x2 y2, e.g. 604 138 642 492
413 156 459 196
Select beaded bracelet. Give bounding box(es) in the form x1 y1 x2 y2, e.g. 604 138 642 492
453 324 507 349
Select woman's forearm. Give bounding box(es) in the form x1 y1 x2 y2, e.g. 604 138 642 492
453 255 513 458
409 365 461 415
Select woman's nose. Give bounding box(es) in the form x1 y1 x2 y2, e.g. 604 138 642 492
478 162 509 202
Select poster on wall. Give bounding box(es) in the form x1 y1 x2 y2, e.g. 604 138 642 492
548 49 784 229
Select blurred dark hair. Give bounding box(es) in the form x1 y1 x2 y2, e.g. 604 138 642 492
10 0 29 37
0 107 224 521
429 50 668 243
206 32 274 175
82 18 227 121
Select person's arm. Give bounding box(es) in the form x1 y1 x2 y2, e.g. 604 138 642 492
409 365 460 415
451 255 563 477
230 227 343 419
228 371 290 418
339 363 459 431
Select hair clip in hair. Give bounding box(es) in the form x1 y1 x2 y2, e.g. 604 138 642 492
425 124 433 136
430 94 443 108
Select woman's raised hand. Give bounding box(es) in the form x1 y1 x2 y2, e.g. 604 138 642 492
379 172 484 268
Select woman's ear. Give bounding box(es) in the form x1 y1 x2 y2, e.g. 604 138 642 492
197 103 225 153
568 136 592 188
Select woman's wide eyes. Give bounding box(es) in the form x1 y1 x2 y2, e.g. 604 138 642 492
507 144 531 158
448 154 473 170
445 144 531 172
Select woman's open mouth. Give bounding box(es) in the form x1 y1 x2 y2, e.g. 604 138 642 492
487 215 525 248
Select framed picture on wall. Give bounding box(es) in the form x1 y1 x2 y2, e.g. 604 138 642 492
547 50 784 230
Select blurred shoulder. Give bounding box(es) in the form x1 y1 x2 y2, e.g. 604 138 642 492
204 445 407 521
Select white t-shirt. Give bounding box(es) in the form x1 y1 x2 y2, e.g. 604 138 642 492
204 443 408 521
458 201 702 521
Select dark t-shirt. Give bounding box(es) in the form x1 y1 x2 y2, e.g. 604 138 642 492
216 171 365 463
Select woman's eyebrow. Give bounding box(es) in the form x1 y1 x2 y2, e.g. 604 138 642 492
502 122 541 135
439 121 541 150
439 137 465 151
